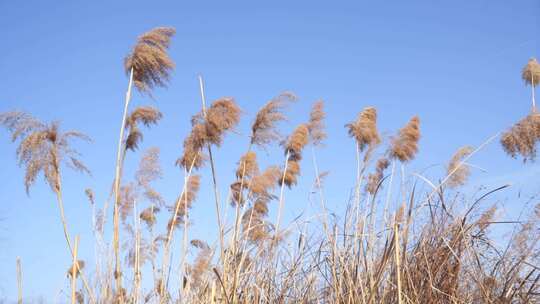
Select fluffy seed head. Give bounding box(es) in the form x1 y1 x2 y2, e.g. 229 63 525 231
366 157 390 194
346 107 381 151
140 206 160 227
125 106 162 151
500 113 540 162
446 146 474 188
203 98 241 146
308 100 327 146
250 166 281 196
169 175 201 229
250 92 297 147
0 112 90 193
177 123 207 170
279 160 301 188
124 27 176 94
67 260 85 278
390 116 421 162
522 58 540 87
236 151 259 179
285 124 309 160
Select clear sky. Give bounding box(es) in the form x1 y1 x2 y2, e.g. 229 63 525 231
0 0 539 302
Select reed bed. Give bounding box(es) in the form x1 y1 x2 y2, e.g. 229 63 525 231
1 28 539 304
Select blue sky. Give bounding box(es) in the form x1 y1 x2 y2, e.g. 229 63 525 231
0 0 539 301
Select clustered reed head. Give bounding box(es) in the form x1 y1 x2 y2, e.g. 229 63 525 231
307 100 327 146
168 174 201 230
136 147 165 205
124 27 176 94
0 111 90 193
140 206 160 227
522 57 540 87
500 113 540 161
390 116 421 162
346 107 381 152
186 240 212 288
236 151 259 179
285 124 309 161
125 106 163 151
446 146 473 188
366 157 389 194
242 207 272 243
178 98 240 170
250 92 297 147
279 160 301 188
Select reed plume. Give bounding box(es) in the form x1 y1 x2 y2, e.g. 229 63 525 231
446 146 473 188
250 92 297 147
500 113 540 161
124 27 176 94
522 58 540 87
136 147 164 205
67 260 86 279
346 107 381 151
285 124 310 161
366 157 389 194
390 116 421 162
168 175 201 230
236 151 259 179
279 160 301 188
250 166 281 196
125 106 162 151
308 100 327 146
242 208 272 242
199 97 241 146
140 206 160 227
186 240 212 289
0 111 91 193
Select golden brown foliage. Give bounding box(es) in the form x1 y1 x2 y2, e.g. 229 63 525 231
124 27 175 93
250 92 297 147
366 157 389 194
390 116 421 162
125 106 162 151
500 113 540 161
522 57 540 87
307 100 327 146
346 107 381 151
0 112 90 193
236 151 259 179
446 146 473 188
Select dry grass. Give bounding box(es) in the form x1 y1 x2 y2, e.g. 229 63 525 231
2 40 539 304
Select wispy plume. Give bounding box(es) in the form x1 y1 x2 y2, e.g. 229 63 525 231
124 27 176 94
307 100 327 146
250 92 297 147
522 57 540 87
389 116 421 162
346 107 380 152
446 146 473 188
500 113 540 161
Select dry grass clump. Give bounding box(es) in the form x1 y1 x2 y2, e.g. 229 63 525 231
522 57 540 87
124 27 175 93
250 92 297 147
307 100 327 146
125 106 162 151
346 107 381 151
366 157 389 194
390 116 421 162
500 113 540 161
446 146 473 188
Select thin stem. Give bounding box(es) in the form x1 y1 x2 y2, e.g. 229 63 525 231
113 67 134 297
71 235 80 304
16 257 22 304
198 75 225 261
274 150 291 240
